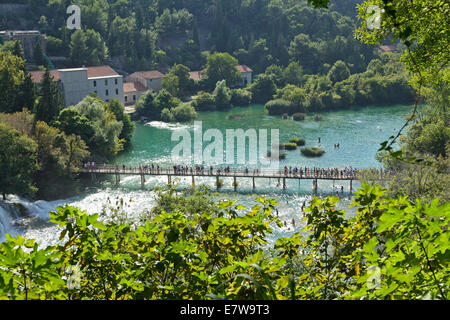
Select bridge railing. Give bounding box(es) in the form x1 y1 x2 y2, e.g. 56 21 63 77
78 164 381 180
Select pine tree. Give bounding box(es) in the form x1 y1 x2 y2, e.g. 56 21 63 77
33 41 44 66
35 69 64 124
192 19 200 47
12 41 25 60
17 72 36 112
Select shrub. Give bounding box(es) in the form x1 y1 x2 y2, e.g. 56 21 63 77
301 147 325 157
314 114 323 121
264 99 292 115
230 89 252 106
160 108 175 122
292 113 306 121
282 113 289 119
290 138 306 146
283 142 298 151
172 103 198 122
192 91 216 111
213 80 231 110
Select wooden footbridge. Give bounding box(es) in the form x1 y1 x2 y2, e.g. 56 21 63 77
80 164 388 193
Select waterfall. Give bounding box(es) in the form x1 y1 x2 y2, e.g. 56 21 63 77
0 199 22 241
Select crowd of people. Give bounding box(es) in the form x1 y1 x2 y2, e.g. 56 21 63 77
84 162 364 179
282 166 358 179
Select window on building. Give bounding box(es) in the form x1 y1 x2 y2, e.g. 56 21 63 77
133 95 136 101
105 79 108 86
125 96 128 102
106 89 109 96
115 89 119 95
93 80 97 87
115 79 118 85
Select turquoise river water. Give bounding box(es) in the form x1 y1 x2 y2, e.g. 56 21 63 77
0 104 413 246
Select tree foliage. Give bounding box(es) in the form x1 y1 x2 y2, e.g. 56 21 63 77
0 123 38 200
0 184 448 300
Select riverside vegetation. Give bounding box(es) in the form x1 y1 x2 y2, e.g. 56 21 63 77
0 52 135 199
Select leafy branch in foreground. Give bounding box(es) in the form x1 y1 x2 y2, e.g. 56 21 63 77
0 184 448 300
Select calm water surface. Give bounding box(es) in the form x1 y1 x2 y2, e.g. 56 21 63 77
5 104 413 245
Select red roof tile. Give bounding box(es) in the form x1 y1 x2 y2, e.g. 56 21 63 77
189 71 202 81
379 45 396 52
236 65 252 73
30 70 60 83
123 81 147 93
87 66 119 78
128 70 164 80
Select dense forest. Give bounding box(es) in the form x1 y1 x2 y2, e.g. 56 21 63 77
1 0 417 122
1 0 370 73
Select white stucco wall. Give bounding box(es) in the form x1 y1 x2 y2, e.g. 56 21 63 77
58 69 89 107
89 76 124 105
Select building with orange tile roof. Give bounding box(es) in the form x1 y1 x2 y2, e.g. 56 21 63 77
30 66 124 107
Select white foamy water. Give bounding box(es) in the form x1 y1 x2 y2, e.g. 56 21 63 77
145 121 191 131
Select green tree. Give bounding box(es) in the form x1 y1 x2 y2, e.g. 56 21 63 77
55 107 95 145
33 41 44 66
35 69 64 124
70 29 108 67
16 72 36 113
171 103 198 122
170 64 195 95
69 29 88 66
108 99 135 147
73 95 124 157
162 73 180 97
192 18 200 47
213 80 231 110
328 60 350 84
248 74 277 104
0 52 25 113
283 62 303 86
160 108 175 122
205 52 241 89
12 41 24 60
0 123 38 200
354 0 449 89
154 89 181 113
135 90 156 118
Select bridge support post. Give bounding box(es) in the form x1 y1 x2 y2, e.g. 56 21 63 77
252 177 255 190
168 175 172 185
216 176 220 190
115 173 120 186
283 178 286 190
313 179 318 193
192 175 195 188
350 180 353 192
233 176 237 191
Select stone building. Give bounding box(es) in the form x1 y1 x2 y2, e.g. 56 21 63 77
0 30 46 62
